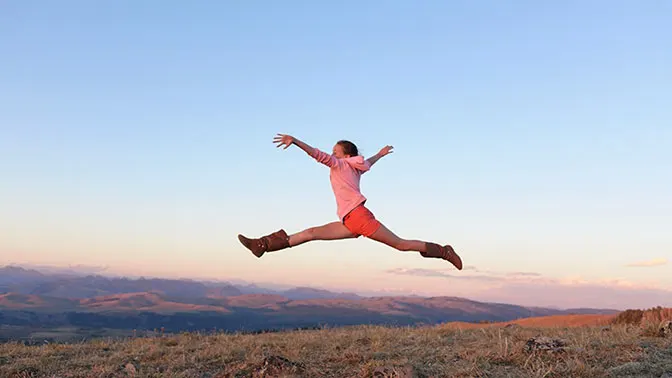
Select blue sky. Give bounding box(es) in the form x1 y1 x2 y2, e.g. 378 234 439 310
1 1 670 308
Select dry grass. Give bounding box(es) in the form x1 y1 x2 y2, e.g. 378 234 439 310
441 314 615 330
1 322 671 378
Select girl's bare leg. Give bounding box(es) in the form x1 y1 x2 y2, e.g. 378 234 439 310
368 222 463 269
367 223 429 252
238 222 357 258
289 221 358 247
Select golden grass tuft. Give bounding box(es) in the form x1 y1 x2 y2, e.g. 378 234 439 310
611 306 672 326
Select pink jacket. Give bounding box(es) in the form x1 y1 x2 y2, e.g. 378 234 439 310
309 148 372 221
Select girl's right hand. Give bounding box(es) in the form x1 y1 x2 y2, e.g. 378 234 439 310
273 133 295 149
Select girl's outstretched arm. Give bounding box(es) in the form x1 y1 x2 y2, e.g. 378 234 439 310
273 133 338 168
274 133 314 154
292 138 315 156
366 145 394 166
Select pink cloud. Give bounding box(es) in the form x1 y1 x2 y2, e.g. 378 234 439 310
625 258 668 267
384 266 672 310
477 283 672 310
385 267 503 281
385 267 545 284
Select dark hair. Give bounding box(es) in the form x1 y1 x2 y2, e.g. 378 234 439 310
337 140 359 156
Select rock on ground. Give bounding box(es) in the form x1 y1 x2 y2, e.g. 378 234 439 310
524 336 568 353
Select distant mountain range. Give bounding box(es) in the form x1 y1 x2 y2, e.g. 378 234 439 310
0 265 619 339
0 266 362 301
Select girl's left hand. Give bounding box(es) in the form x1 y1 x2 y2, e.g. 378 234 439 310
379 145 394 156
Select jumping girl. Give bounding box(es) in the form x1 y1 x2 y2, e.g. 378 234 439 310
237 134 463 270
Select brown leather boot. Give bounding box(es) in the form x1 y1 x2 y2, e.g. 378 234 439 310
238 229 290 258
421 242 463 270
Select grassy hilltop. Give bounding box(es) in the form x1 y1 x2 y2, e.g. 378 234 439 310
1 311 671 378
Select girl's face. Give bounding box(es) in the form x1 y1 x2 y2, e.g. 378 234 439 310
332 143 349 158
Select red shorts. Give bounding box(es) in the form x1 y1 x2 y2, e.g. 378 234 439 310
343 204 381 238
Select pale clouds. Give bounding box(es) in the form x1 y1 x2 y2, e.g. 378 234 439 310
385 267 502 281
625 258 668 267
506 272 542 277
383 266 672 310
478 283 672 310
385 267 543 283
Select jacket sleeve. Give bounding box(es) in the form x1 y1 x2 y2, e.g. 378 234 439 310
309 148 341 168
344 156 371 173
